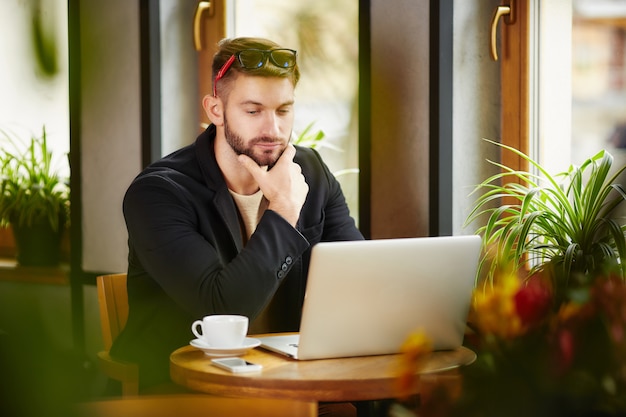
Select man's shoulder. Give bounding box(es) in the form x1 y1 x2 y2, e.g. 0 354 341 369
293 144 324 166
138 127 215 175
293 145 340 195
146 138 203 172
130 143 205 191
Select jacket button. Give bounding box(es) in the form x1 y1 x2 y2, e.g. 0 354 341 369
281 263 288 271
285 256 293 265
277 270 285 279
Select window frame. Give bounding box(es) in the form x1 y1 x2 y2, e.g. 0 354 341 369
500 0 531 175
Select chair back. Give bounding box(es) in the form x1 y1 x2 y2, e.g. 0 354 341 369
96 273 139 396
96 273 129 352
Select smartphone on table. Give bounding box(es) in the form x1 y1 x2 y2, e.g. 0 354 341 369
211 357 262 373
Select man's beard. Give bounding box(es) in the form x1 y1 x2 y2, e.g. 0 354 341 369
224 114 288 168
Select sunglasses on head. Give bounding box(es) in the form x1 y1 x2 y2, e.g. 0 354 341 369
213 48 297 97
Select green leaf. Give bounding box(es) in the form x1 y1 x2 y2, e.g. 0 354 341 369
466 139 626 290
0 126 69 231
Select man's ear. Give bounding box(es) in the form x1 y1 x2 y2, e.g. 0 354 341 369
202 94 224 126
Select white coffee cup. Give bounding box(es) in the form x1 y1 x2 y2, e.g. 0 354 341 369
191 315 248 348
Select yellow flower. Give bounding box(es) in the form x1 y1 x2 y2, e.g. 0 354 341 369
471 272 524 339
557 302 583 322
396 330 433 399
401 331 433 358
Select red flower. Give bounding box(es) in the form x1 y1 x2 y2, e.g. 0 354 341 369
591 275 626 344
554 328 575 375
514 274 552 327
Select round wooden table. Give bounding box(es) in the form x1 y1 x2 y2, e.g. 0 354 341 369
170 334 476 403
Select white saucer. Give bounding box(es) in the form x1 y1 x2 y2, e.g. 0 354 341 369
189 337 261 357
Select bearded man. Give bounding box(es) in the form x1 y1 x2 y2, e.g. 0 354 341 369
110 38 363 412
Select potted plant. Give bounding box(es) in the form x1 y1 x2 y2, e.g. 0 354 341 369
395 142 626 417
0 126 69 266
452 141 626 416
465 140 626 300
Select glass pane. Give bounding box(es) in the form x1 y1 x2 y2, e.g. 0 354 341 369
572 0 626 172
0 0 69 177
230 0 359 223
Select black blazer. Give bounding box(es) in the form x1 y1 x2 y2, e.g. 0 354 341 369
111 125 363 387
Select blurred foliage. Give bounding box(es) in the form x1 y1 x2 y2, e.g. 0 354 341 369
29 0 59 78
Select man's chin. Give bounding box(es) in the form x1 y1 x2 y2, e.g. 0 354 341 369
252 151 281 168
246 156 271 168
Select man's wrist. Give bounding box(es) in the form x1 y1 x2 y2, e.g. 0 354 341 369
267 203 300 227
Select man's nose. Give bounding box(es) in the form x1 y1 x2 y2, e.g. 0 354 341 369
261 113 281 137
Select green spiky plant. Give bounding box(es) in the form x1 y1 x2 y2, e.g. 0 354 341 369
293 121 327 149
465 140 626 302
0 126 69 233
293 122 359 178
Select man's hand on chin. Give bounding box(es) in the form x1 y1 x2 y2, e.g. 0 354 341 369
238 144 309 227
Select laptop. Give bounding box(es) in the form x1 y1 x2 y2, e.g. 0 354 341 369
258 234 481 360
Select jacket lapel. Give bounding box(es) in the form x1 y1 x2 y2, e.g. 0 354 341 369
196 125 244 252
214 187 244 252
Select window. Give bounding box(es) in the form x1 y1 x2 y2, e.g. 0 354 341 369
570 1 626 170
229 0 360 222
0 0 69 259
503 0 626 180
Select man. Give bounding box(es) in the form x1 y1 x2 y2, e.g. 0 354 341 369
110 37 363 404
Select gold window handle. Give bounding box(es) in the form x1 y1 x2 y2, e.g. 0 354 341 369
490 0 515 61
193 1 213 51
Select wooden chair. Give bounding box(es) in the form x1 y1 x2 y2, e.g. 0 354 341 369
93 275 318 416
96 273 139 396
74 394 318 417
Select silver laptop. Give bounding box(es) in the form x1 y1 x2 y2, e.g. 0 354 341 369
258 235 481 360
